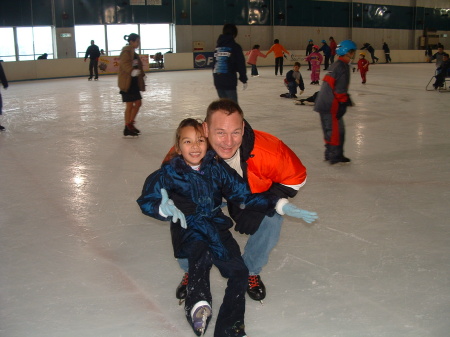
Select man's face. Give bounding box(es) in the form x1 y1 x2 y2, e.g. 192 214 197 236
203 110 244 159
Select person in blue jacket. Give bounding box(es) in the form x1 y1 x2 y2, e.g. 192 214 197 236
213 24 248 103
319 39 331 70
137 118 317 337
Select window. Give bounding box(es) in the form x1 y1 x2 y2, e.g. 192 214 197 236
107 24 139 56
0 28 15 62
74 25 106 58
17 26 53 60
140 24 172 55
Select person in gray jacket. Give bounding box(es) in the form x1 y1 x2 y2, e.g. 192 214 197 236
314 40 356 165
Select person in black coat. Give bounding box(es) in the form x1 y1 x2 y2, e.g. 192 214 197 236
361 42 379 64
212 24 248 103
84 40 101 80
0 61 9 131
382 42 391 63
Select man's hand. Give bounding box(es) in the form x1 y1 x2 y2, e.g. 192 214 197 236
282 203 318 224
160 188 187 228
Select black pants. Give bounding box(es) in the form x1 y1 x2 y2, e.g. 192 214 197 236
324 55 330 70
384 53 391 63
320 113 346 162
275 56 284 75
184 231 248 337
89 58 99 79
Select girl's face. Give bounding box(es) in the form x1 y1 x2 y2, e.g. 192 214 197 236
177 126 207 167
130 38 140 49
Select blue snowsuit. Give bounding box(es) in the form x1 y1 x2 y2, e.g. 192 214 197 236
137 150 279 337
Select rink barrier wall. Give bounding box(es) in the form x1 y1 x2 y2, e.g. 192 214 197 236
2 50 437 82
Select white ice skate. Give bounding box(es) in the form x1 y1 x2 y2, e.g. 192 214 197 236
191 301 212 336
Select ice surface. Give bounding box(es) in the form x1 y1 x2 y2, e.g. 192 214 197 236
1 64 449 337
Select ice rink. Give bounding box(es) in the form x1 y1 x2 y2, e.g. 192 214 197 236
1 63 450 337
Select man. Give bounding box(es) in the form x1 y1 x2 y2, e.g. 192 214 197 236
175 98 309 303
314 40 356 165
213 24 248 103
361 42 379 64
84 40 101 81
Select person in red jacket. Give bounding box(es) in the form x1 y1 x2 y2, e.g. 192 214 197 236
174 98 310 304
329 36 337 64
357 52 369 84
266 39 290 76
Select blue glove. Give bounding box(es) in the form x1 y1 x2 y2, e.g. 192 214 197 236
282 203 318 224
160 188 187 229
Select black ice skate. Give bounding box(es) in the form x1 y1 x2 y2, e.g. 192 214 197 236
191 301 212 336
247 275 266 304
176 272 188 305
123 125 138 137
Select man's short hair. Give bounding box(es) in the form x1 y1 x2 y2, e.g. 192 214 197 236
205 99 244 124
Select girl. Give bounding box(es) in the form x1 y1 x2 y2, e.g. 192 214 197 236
304 45 323 85
245 44 266 77
118 33 145 136
137 118 317 336
357 52 369 84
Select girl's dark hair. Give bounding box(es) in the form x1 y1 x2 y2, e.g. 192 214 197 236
174 118 205 153
124 33 140 43
252 44 260 49
274 39 279 44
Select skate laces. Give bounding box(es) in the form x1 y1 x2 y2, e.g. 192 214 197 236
181 272 189 286
248 275 260 289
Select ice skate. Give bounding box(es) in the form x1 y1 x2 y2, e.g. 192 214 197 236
176 272 188 305
191 301 211 336
88 77 92 81
130 121 140 134
123 125 138 137
0 125 5 131
247 275 266 304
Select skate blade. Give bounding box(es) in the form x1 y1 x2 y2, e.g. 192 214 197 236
259 300 264 305
178 298 185 305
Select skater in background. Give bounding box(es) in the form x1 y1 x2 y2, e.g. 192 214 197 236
84 40 101 80
295 91 319 105
37 53 48 60
137 117 317 337
357 53 369 84
433 52 450 89
0 61 9 131
425 45 433 63
382 42 392 63
431 46 445 69
213 24 248 103
304 45 323 85
305 39 314 70
266 39 290 76
319 39 331 70
118 33 145 136
173 98 310 306
315 40 356 165
280 62 304 98
329 37 337 64
245 44 266 77
361 42 379 64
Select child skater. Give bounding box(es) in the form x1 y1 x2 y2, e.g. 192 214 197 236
357 52 369 84
266 39 290 76
304 45 323 85
280 62 305 98
245 44 266 77
137 118 318 337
